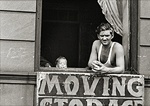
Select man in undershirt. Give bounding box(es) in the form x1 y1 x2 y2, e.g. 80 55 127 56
88 23 124 74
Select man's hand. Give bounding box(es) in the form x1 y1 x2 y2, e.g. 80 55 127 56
92 61 109 74
45 63 51 67
92 60 102 66
91 60 102 72
91 61 100 72
98 65 110 74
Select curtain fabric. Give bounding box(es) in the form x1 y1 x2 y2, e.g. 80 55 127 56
98 0 123 36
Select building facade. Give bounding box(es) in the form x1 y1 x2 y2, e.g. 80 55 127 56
0 0 150 106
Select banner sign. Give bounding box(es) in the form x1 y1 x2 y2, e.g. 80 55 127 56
37 72 144 106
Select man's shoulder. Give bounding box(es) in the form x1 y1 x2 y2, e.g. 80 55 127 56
93 40 100 44
113 42 124 52
114 42 123 47
93 40 100 47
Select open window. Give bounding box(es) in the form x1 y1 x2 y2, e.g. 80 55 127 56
35 0 130 71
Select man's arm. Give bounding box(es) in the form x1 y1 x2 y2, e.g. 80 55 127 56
88 41 98 68
113 43 125 73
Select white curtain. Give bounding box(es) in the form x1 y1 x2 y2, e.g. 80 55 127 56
98 0 123 36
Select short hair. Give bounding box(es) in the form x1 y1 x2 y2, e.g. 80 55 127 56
95 23 114 36
55 56 67 65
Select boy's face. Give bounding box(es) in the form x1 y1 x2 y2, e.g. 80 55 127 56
57 59 67 68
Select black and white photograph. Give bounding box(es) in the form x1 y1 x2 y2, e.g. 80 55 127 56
0 0 149 106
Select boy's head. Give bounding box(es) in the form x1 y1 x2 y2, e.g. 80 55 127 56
56 56 67 68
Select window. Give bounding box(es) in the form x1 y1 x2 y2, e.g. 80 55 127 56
35 0 129 71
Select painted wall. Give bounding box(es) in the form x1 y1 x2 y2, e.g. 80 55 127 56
139 0 150 75
139 0 150 106
0 1 36 106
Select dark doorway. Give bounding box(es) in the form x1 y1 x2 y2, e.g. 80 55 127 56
40 0 122 67
41 22 79 67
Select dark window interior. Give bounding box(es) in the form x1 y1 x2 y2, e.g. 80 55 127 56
41 0 122 68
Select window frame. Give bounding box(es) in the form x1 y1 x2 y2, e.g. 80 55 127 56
129 0 138 73
35 0 42 71
35 0 136 72
34 0 89 72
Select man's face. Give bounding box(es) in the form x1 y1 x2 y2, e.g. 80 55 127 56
98 30 113 46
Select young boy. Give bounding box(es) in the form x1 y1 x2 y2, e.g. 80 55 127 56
55 56 67 68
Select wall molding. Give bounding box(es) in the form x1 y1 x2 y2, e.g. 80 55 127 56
1 71 150 87
0 71 36 84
